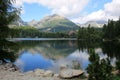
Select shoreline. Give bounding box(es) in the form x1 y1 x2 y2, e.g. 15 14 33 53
0 62 86 80
7 38 77 41
0 63 61 80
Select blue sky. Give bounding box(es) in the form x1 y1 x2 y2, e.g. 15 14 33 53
21 3 51 21
16 0 120 23
83 0 111 14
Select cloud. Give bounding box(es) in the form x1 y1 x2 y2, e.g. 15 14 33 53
15 0 90 17
104 0 120 16
15 0 120 23
72 0 120 24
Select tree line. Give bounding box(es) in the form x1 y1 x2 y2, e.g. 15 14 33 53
103 19 120 40
9 27 76 38
77 19 120 41
77 25 103 41
11 18 120 39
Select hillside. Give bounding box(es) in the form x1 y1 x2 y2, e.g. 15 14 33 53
29 14 79 32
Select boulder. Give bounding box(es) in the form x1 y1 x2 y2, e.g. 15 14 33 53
60 64 67 70
59 69 84 79
34 69 45 76
54 74 59 77
25 71 35 77
5 63 13 68
8 68 15 72
18 73 24 76
43 70 54 77
4 63 19 71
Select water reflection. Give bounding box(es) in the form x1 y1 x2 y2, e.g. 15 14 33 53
15 51 53 72
15 40 78 73
0 40 19 63
102 41 120 59
10 40 120 73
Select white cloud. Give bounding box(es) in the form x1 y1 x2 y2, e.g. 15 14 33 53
15 0 120 23
104 0 120 16
72 0 120 24
72 10 106 23
15 0 90 17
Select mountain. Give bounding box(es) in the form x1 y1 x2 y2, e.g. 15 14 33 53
9 18 27 28
29 14 79 32
78 20 107 28
28 19 38 27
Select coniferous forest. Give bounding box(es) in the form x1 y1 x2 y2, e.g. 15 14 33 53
77 18 120 41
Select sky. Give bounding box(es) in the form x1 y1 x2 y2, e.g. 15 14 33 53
15 0 120 24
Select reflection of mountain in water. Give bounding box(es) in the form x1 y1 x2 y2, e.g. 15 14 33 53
14 40 120 73
49 50 90 73
17 40 77 60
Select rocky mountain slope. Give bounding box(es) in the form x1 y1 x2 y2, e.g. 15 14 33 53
28 14 79 32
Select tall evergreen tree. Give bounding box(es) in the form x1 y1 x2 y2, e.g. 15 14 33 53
0 0 20 62
103 19 120 40
0 0 20 39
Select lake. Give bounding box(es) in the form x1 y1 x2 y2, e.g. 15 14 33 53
6 39 120 73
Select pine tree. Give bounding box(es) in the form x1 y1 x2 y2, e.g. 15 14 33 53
86 49 113 80
0 0 20 39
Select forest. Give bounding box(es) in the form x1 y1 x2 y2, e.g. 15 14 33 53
103 19 120 40
9 27 75 38
77 18 120 41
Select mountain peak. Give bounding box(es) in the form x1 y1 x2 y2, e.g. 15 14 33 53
42 14 66 22
51 14 60 17
28 19 38 26
28 14 78 32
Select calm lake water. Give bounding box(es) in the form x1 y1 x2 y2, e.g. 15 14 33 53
8 39 120 73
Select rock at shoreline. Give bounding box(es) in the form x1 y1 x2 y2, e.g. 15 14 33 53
54 74 59 77
59 69 84 79
0 64 86 80
60 64 67 70
43 70 54 77
34 69 45 76
34 69 54 77
3 63 19 72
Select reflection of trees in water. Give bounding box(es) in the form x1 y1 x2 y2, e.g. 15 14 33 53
77 41 120 60
0 50 17 62
102 41 120 59
77 41 102 52
0 40 19 62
